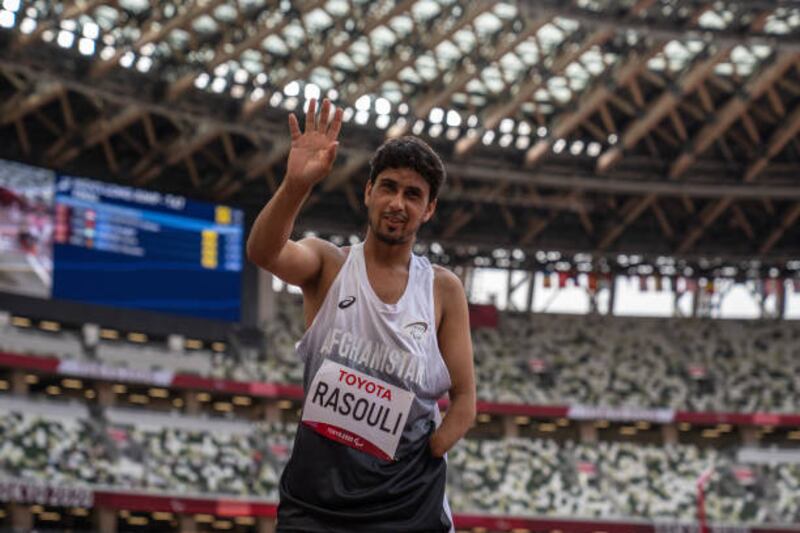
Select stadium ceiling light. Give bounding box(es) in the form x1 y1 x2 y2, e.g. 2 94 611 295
355 110 370 124
82 20 98 39
304 83 321 100
78 37 94 56
376 114 391 129
354 94 371 111
446 110 461 127
283 80 300 97
375 97 391 115
0 10 14 28
18 16 34 33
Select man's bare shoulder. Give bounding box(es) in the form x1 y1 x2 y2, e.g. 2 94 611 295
299 235 347 259
300 236 349 287
432 264 465 298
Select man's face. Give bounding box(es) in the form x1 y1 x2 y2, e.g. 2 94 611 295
364 168 437 245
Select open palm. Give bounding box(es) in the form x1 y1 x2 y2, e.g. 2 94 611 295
286 98 343 188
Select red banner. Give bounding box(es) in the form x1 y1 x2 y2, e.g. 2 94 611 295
468 303 498 329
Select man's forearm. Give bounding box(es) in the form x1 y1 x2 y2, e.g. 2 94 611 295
429 393 476 457
246 178 312 268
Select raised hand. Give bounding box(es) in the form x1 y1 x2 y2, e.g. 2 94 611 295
286 98 344 189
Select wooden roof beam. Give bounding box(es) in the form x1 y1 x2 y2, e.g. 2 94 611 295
675 197 733 253
133 124 224 185
596 194 656 250
0 82 64 125
413 19 546 120
287 0 417 87
597 44 733 173
670 98 800 253
457 28 614 156
670 52 798 179
14 0 105 50
388 18 548 139
347 1 493 101
169 0 327 101
245 0 417 118
321 152 372 192
525 44 663 166
743 100 800 183
91 0 226 79
759 203 800 255
518 2 800 51
48 106 146 166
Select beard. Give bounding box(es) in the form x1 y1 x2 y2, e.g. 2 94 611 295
368 211 414 245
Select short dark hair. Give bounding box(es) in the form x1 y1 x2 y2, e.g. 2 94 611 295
368 136 446 202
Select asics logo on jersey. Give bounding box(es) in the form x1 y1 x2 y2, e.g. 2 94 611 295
338 296 356 309
403 321 428 340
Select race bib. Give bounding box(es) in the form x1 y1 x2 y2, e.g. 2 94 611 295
302 359 414 461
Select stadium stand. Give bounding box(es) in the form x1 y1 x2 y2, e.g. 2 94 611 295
1 397 799 526
249 293 800 413
5 295 800 415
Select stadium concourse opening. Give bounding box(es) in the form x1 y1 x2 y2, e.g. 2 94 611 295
1 0 800 532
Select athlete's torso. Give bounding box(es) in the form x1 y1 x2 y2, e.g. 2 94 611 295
277 242 453 532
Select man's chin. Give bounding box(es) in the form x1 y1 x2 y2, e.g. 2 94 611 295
374 230 408 245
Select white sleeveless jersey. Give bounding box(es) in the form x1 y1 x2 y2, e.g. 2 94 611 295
277 242 455 533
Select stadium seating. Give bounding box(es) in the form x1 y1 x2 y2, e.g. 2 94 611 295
4 294 800 414
257 294 800 413
1 403 798 524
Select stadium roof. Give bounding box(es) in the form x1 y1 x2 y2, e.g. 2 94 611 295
1 0 800 275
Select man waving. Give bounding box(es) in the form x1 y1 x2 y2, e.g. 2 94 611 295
247 98 476 532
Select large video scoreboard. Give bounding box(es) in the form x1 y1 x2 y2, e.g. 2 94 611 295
0 158 244 322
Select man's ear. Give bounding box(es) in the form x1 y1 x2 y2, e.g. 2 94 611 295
364 179 373 204
422 198 437 223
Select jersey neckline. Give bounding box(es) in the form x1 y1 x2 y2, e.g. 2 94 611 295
353 242 416 314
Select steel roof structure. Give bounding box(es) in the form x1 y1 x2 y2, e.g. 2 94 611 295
1 0 800 277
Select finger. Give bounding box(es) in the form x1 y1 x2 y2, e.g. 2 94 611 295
318 98 331 131
326 107 344 140
305 98 317 132
288 113 301 140
326 142 339 167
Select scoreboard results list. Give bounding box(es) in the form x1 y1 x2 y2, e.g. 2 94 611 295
52 176 243 321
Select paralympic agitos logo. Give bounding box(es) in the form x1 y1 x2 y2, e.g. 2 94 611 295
403 321 428 340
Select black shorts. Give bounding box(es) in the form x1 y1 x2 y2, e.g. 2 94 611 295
277 422 451 533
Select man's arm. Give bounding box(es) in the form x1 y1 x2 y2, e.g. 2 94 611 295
246 98 343 287
430 268 477 457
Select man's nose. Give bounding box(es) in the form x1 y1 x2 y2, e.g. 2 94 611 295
388 191 404 209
